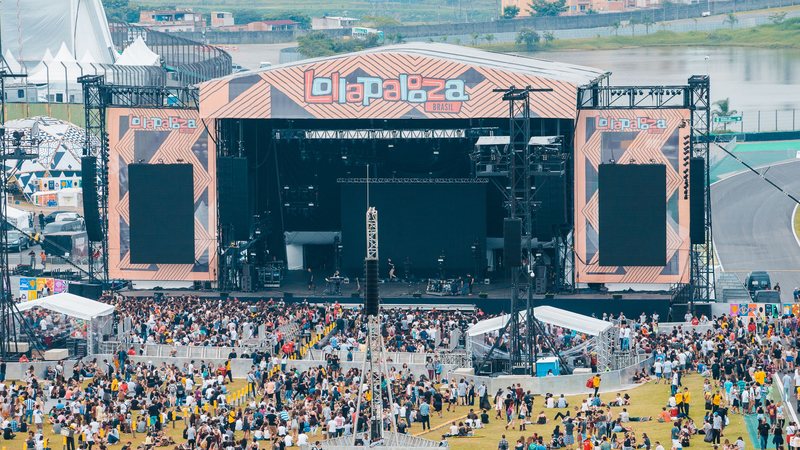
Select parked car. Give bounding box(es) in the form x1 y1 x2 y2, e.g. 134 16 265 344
54 212 81 222
43 210 71 225
745 271 771 295
5 228 33 252
44 219 85 234
753 290 781 303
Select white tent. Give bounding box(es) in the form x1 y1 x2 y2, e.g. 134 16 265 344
26 44 86 85
5 205 31 229
0 0 116 65
17 292 114 354
2 49 24 74
467 306 613 337
115 36 160 66
17 293 114 321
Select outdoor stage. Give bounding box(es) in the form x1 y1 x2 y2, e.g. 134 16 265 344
88 42 712 317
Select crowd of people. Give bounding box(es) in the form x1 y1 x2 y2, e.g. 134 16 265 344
318 307 485 353
9 293 800 450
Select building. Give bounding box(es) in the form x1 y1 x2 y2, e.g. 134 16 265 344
137 9 205 32
210 11 234 28
311 16 359 30
217 20 300 32
502 0 630 15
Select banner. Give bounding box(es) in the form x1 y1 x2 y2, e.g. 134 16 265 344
19 277 68 301
574 109 692 285
198 49 603 121
106 108 217 281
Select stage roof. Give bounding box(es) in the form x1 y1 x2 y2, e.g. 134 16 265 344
467 305 613 337
198 43 607 121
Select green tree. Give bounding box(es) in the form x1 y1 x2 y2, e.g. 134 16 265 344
471 33 481 45
628 18 638 36
642 17 655 34
529 0 567 17
712 98 738 131
387 33 406 44
542 31 556 45
515 27 540 51
502 5 521 19
586 8 598 14
724 13 738 28
484 33 496 45
611 20 621 36
103 0 139 23
297 31 337 58
768 11 787 24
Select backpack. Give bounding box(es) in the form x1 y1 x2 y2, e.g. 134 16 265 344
586 378 594 388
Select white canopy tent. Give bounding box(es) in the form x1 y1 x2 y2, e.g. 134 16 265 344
115 37 161 66
17 293 113 321
17 293 114 354
467 306 612 337
467 306 617 372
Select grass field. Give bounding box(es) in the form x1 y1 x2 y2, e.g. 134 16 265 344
127 0 499 24
1 374 761 450
479 17 800 52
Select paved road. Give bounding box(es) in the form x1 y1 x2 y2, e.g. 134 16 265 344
712 160 800 302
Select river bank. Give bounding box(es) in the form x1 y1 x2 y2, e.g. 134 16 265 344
477 17 800 52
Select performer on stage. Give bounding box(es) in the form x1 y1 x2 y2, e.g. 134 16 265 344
388 258 397 282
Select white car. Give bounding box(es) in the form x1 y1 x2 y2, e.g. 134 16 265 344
54 212 81 222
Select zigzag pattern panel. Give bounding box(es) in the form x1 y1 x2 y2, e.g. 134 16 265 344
200 52 582 120
574 109 691 285
107 108 217 281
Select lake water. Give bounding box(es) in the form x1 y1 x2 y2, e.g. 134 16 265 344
526 46 800 112
231 44 800 114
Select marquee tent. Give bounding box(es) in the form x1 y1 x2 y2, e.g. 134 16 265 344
467 306 613 337
17 293 114 354
17 293 113 321
115 37 161 66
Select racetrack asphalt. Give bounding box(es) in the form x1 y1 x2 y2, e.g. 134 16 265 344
712 159 800 302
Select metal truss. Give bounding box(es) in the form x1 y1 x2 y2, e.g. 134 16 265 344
80 75 109 283
337 177 488 184
577 85 691 110
79 76 201 283
576 76 715 302
366 207 378 260
688 75 715 303
273 127 498 140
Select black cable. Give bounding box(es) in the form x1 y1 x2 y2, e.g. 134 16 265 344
712 140 800 206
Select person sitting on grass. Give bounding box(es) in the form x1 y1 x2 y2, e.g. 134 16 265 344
633 369 651 384
536 411 548 425
658 407 673 423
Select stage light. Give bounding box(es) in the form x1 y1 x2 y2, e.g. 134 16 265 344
629 158 636 164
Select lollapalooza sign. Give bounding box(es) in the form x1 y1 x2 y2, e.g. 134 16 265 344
303 69 471 113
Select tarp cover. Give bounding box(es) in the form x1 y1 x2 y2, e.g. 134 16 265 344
16 293 114 321
467 305 613 337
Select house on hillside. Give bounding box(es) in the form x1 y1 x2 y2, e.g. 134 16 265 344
137 9 205 32
311 16 359 30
